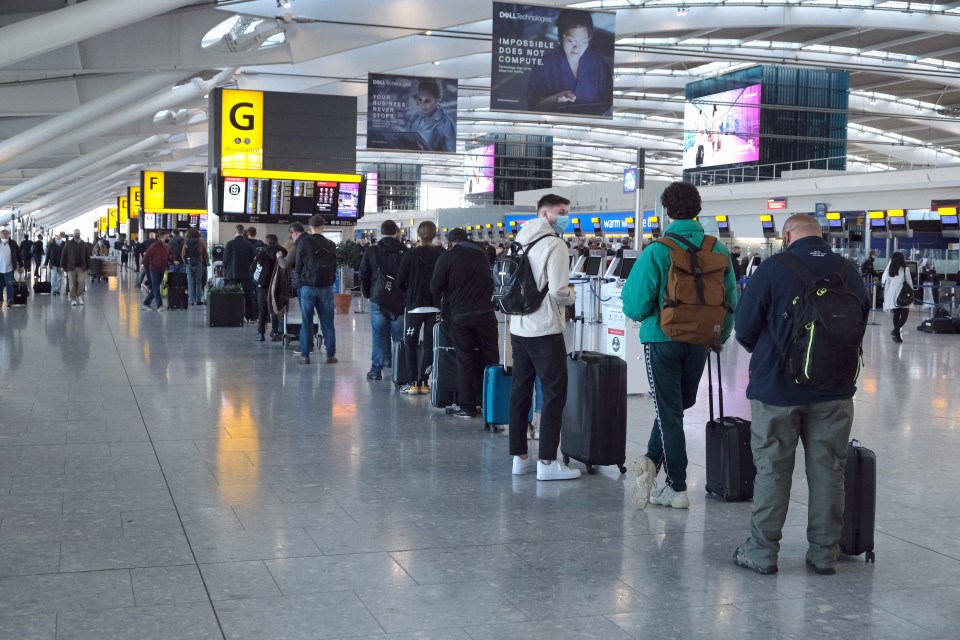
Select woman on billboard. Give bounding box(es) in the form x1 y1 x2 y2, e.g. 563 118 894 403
406 79 456 153
525 10 612 116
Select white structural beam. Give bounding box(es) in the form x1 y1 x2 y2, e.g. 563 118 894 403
0 0 200 69
19 164 144 217
0 68 234 175
0 72 186 171
0 136 166 209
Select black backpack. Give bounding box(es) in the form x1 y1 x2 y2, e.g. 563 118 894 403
779 253 865 389
492 234 556 315
298 235 336 287
369 245 406 316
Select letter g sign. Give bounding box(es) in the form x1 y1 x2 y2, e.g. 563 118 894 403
230 102 255 130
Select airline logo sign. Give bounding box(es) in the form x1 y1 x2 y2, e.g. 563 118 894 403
99 216 107 233
221 89 264 171
128 186 141 218
118 196 128 224
143 172 165 212
107 208 118 230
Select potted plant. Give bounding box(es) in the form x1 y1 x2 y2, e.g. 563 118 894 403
334 239 362 314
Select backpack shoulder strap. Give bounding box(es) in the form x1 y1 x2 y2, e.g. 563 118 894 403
653 236 683 253
700 236 718 252
778 252 817 288
664 232 699 252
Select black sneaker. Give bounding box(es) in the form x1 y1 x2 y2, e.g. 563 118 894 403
254 334 265 342
366 368 382 380
732 547 777 575
451 409 478 419
271 334 283 342
805 557 837 575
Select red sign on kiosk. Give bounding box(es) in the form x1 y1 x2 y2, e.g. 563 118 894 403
767 198 787 210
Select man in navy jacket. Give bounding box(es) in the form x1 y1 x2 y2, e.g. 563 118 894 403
732 214 869 577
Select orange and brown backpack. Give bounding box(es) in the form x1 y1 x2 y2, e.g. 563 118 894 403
655 233 733 346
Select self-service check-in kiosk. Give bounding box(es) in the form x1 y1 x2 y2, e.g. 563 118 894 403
572 249 606 324
648 216 662 240
940 207 959 239
715 215 731 239
825 211 849 243
599 249 649 395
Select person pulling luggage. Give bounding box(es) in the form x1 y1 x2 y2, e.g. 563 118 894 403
624 181 738 509
396 221 443 394
732 213 869 576
359 220 407 380
506 194 580 481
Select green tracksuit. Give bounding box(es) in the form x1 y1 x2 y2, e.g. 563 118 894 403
622 219 738 491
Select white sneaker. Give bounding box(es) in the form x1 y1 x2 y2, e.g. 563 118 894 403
650 485 690 509
78 296 84 305
537 460 581 481
512 456 536 475
632 455 657 509
70 300 77 307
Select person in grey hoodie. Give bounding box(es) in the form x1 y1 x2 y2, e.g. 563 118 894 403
508 193 579 482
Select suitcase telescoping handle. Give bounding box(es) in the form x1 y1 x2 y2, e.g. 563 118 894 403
571 315 586 361
707 350 724 423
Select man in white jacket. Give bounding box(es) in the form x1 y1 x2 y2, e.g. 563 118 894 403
509 194 579 481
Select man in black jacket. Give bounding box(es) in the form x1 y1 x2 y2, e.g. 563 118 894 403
223 224 256 321
429 227 499 418
397 221 443 394
45 234 65 295
359 220 407 381
281 216 338 365
252 234 286 342
19 235 33 277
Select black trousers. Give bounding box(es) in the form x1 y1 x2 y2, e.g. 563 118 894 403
228 278 255 320
404 312 438 385
892 307 910 332
450 312 499 413
509 333 567 460
256 286 280 336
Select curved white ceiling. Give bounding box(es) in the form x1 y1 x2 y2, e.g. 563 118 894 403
1 0 960 225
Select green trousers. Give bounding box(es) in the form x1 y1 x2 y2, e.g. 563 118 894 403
741 399 854 567
643 342 708 492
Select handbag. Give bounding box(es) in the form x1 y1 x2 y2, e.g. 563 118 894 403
895 280 914 307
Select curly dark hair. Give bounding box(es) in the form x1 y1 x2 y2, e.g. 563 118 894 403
660 182 701 220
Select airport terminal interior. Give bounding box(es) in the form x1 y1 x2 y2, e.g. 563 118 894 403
3 0 960 638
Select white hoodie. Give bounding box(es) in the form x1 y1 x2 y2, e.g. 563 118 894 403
509 217 573 337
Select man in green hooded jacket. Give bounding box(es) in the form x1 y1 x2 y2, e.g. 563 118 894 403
622 181 738 509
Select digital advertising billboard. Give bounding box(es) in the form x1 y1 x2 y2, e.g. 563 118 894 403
683 84 762 169
491 3 615 117
464 144 495 197
366 74 458 153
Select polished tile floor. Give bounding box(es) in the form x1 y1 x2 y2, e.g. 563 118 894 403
1 271 959 640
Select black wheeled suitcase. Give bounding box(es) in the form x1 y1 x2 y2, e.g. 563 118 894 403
208 291 245 327
704 351 755 501
430 320 458 408
840 439 877 563
560 317 628 475
167 286 188 310
167 271 188 289
13 281 29 305
33 268 52 295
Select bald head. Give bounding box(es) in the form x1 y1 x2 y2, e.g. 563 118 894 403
782 214 822 248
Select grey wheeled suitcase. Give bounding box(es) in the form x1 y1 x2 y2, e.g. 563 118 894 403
392 340 421 390
560 317 628 475
704 351 755 501
840 439 877 562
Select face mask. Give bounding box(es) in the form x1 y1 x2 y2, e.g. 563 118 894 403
730 252 740 260
551 215 570 235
